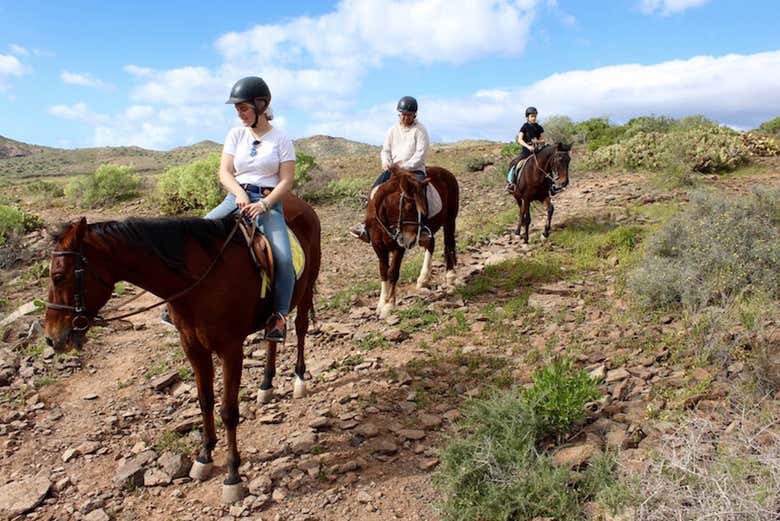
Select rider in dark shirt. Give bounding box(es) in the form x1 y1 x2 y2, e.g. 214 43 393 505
505 106 545 193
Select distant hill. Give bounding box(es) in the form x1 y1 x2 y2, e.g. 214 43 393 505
0 135 52 159
295 135 379 159
0 135 378 181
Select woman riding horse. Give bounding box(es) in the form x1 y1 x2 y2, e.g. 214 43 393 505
350 95 432 246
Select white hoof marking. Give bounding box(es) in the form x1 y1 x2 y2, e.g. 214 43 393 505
222 483 246 504
293 376 307 399
189 460 212 481
257 388 274 404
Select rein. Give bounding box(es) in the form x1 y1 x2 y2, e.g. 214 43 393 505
46 220 241 330
527 146 564 188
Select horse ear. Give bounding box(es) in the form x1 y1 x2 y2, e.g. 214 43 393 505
558 142 571 152
75 217 88 243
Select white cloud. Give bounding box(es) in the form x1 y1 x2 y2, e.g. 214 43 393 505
61 71 114 90
0 54 31 91
48 102 108 125
9 44 29 56
640 0 709 15
0 54 29 76
124 64 155 78
306 50 780 143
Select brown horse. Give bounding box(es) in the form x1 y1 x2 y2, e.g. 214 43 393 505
510 143 571 243
43 194 320 503
365 166 459 318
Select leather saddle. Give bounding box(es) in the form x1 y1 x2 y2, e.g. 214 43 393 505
236 214 274 298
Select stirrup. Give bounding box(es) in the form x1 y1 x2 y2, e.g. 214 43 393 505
264 313 287 343
349 224 370 243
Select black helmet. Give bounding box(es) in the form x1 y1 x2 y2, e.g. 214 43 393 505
397 96 418 114
226 76 271 105
525 106 538 117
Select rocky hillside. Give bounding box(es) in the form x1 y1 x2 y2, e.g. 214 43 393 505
0 136 51 159
295 135 380 159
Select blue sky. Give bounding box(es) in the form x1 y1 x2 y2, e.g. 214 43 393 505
1 0 778 150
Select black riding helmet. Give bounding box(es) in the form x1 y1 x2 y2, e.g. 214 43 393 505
397 96 418 114
226 76 271 128
525 106 538 117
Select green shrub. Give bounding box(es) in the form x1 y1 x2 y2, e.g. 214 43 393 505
622 115 676 138
464 157 493 172
436 360 606 521
65 164 141 208
757 115 780 138
26 180 64 198
295 151 317 187
303 177 366 204
577 127 753 175
500 141 523 158
574 117 625 151
156 153 223 215
542 115 576 145
522 358 600 441
628 189 780 311
0 205 43 246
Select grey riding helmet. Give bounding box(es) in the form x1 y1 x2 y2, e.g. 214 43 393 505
525 106 538 117
226 76 271 127
397 96 418 114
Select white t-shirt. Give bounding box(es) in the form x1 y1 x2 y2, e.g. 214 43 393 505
223 126 296 187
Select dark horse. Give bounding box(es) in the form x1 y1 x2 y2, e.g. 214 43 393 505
43 194 320 503
510 142 571 243
365 166 459 318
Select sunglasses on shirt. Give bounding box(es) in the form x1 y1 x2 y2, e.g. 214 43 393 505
249 140 261 157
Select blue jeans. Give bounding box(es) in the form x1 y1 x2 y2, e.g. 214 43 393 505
205 192 294 315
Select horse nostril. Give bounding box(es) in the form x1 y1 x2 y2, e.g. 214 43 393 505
45 336 54 347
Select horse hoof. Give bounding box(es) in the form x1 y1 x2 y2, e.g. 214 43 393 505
445 270 456 286
416 279 427 290
222 482 246 504
257 388 274 404
189 460 212 481
293 376 307 399
379 304 393 320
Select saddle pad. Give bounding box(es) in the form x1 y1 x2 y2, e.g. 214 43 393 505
369 185 443 219
287 227 305 280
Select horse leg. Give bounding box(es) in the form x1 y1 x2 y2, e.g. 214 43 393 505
515 197 527 237
220 345 246 503
444 212 457 287
416 236 435 289
292 293 312 399
523 202 531 244
381 248 405 319
543 197 554 239
184 342 216 481
257 340 277 404
375 246 390 317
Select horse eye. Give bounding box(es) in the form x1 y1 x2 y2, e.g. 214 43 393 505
52 273 65 284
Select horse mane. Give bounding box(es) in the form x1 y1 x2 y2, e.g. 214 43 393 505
64 216 236 274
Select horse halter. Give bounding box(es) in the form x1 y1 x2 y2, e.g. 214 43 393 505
375 191 425 248
45 247 110 332
531 146 566 189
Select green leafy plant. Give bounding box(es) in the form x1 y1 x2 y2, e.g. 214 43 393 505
156 153 223 215
65 164 141 208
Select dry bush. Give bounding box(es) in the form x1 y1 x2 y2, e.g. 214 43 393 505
636 404 780 520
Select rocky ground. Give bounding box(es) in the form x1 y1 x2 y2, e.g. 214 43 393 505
1 156 778 520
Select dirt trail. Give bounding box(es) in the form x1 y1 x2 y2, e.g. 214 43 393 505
1 162 778 520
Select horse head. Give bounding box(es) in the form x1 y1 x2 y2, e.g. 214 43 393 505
393 166 429 248
44 217 114 352
550 142 572 189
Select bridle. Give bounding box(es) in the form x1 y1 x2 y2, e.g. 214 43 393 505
529 145 568 189
46 220 241 331
45 246 111 332
374 190 426 248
